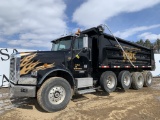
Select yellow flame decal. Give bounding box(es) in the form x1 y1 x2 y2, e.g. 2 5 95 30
20 53 37 67
20 53 40 75
33 63 55 71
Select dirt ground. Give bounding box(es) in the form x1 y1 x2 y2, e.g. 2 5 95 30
0 78 160 120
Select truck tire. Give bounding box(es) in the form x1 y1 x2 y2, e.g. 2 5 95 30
100 71 117 93
118 71 132 90
37 77 71 112
143 71 152 87
131 72 144 90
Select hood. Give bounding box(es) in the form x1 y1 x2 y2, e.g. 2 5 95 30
19 51 65 76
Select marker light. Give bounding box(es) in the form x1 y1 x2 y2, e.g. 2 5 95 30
75 29 81 35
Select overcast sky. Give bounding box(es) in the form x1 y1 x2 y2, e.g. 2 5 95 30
0 0 160 50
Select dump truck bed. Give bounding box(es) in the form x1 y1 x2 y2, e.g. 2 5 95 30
82 27 155 70
98 33 154 70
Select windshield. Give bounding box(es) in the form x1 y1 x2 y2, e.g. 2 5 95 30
51 37 72 51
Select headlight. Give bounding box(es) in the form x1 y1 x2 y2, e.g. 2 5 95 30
31 71 37 77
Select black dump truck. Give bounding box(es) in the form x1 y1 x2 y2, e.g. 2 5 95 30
9 25 155 112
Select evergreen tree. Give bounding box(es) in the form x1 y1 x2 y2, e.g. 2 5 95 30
139 39 144 46
144 39 151 48
136 39 144 46
155 39 160 53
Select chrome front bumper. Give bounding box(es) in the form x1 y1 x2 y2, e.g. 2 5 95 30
10 83 36 97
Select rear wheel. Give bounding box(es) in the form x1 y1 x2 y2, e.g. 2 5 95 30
143 71 152 87
118 71 132 90
37 77 71 112
100 71 117 93
131 72 144 90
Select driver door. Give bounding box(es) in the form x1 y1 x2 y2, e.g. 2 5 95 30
72 37 91 77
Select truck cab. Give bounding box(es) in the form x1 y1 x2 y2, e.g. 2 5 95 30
51 34 91 78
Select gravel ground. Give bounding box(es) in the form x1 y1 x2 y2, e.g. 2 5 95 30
0 78 160 120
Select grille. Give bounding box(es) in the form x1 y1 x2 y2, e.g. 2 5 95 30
10 57 16 82
9 54 20 83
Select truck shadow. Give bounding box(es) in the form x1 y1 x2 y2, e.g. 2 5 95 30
10 97 47 113
9 88 125 113
92 90 110 96
115 87 126 93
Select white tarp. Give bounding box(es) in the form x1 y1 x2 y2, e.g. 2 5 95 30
0 48 35 87
151 54 160 77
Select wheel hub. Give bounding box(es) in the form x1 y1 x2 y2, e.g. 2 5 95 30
124 76 130 86
54 92 60 98
147 75 152 84
137 76 143 87
106 76 115 89
48 86 66 105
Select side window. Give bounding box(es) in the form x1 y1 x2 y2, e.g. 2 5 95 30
74 37 83 49
79 38 83 48
74 38 79 49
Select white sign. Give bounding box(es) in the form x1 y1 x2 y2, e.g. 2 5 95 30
151 54 160 77
0 48 35 87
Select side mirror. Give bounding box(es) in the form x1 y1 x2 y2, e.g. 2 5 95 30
83 35 88 48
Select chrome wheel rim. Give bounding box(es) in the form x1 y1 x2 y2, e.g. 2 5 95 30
137 76 143 87
106 76 115 89
124 76 130 86
147 75 152 84
48 86 66 105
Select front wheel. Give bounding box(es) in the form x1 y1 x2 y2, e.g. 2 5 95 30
37 77 71 112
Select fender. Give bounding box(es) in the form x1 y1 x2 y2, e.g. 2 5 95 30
38 68 75 87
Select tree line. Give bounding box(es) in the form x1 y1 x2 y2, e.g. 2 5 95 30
134 39 160 53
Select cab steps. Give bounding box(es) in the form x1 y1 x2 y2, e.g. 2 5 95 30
77 88 96 94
